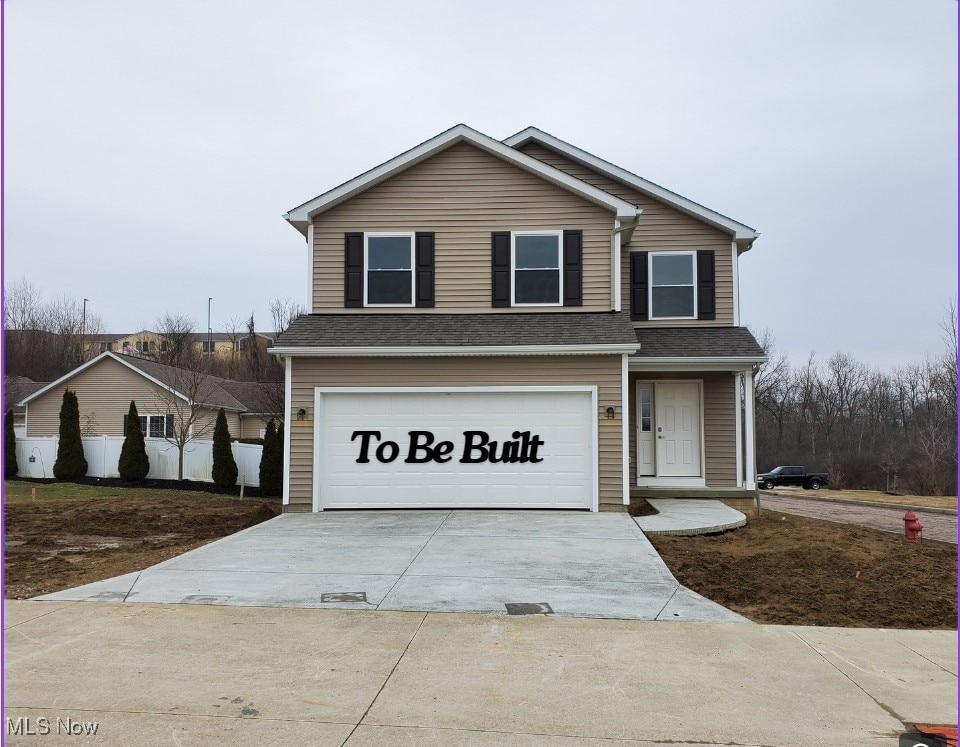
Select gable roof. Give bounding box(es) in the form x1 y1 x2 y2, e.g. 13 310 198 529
283 124 640 235
16 352 273 413
503 127 759 248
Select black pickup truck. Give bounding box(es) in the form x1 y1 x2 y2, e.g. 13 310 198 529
756 466 829 491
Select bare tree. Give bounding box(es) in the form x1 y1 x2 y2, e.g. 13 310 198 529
147 357 219 481
155 312 196 367
4 278 103 379
269 297 307 338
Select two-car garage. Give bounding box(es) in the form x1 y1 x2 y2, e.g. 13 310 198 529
313 388 598 511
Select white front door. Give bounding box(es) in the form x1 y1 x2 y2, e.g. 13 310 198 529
655 382 701 477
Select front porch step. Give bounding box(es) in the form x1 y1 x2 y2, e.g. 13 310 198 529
631 487 757 500
634 498 747 536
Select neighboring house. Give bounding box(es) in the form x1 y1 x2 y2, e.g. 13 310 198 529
4 376 49 437
274 124 765 513
86 331 275 359
17 352 281 441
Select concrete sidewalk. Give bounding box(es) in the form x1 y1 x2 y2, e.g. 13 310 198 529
5 601 956 746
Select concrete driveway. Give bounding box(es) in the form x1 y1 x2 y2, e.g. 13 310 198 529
38 510 746 622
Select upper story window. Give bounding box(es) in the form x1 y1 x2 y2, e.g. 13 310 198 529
365 233 415 306
629 249 715 322
650 252 696 319
511 231 562 306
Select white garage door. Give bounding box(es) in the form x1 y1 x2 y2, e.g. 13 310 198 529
315 388 597 510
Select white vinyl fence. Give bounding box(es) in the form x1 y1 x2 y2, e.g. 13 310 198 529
15 436 263 487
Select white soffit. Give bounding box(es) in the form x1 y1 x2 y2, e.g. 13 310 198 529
283 124 639 235
503 127 759 247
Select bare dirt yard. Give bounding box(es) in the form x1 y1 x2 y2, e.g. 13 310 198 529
4 480 280 600
636 501 957 629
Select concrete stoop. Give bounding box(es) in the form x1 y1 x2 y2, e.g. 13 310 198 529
635 498 747 536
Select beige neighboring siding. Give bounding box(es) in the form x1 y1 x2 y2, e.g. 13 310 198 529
312 142 616 313
519 143 735 327
25 357 241 439
288 355 623 509
627 372 737 487
240 415 273 439
194 408 241 441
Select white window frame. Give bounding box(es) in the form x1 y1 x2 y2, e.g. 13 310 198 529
363 232 415 308
138 414 174 439
648 250 697 321
510 230 563 307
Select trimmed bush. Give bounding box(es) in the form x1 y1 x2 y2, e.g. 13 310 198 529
259 419 283 497
211 408 238 488
118 401 150 481
5 410 18 479
53 389 88 479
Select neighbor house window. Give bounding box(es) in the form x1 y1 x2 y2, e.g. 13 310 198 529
650 252 696 319
364 233 414 306
512 231 562 306
146 414 173 438
202 341 216 353
125 414 174 438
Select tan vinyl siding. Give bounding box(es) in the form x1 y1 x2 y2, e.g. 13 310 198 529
193 408 241 441
312 142 615 313
627 372 737 487
288 355 623 508
25 357 240 439
518 143 735 327
240 415 273 439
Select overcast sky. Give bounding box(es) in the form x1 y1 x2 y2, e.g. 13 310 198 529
4 0 956 368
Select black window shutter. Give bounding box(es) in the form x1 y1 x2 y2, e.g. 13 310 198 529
165 414 174 438
697 250 716 320
491 232 511 307
123 414 129 436
562 230 583 307
630 252 648 321
344 232 364 308
414 232 435 307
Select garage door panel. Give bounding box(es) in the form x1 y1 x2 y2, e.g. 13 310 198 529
317 390 595 510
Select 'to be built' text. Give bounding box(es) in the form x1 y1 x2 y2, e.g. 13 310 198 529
351 430 545 465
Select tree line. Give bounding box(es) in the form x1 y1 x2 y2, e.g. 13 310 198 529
3 277 305 385
753 305 957 496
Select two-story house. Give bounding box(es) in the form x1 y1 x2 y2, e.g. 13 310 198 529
274 125 765 512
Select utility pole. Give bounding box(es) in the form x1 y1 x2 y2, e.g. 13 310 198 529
207 297 213 357
82 298 89 363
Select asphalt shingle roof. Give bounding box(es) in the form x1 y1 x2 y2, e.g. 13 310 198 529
114 355 264 411
275 313 639 348
633 327 766 359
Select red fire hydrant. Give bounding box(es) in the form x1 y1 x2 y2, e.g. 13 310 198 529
903 511 923 542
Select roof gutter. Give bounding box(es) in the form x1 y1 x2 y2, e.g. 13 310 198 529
273 343 640 358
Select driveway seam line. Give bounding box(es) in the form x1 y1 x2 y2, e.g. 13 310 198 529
375 511 452 611
787 628 908 728
891 638 957 676
120 572 143 603
3 601 83 628
342 612 429 746
652 584 680 620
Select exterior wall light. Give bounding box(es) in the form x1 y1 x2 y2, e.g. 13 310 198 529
605 406 616 420
297 408 307 420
